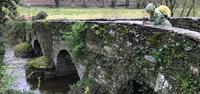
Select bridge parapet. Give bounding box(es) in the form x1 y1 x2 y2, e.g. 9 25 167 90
169 17 200 32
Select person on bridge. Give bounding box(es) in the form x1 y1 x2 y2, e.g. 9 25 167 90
143 3 172 27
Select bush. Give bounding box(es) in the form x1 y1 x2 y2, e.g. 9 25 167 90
62 22 88 59
13 42 33 58
0 90 34 94
68 79 110 94
32 11 48 20
0 0 18 24
27 56 50 69
4 19 28 46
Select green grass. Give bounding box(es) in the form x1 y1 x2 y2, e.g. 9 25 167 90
173 8 200 17
17 6 200 20
17 6 148 19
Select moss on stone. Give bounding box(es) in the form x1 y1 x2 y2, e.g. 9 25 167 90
13 42 33 57
147 32 163 47
68 79 110 94
27 56 50 69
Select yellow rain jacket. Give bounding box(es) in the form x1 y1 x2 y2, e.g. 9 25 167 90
157 5 172 17
148 5 172 26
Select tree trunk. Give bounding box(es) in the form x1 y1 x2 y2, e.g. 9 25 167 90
111 0 117 8
54 0 59 7
165 0 176 16
180 0 187 17
193 0 196 16
125 0 129 8
136 0 140 9
101 0 105 7
83 0 87 7
186 0 195 16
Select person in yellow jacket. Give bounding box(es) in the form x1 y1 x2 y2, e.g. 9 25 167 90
144 3 172 27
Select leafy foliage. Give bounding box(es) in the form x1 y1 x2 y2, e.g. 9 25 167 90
0 0 19 24
62 22 88 59
27 56 50 69
69 78 110 94
150 34 200 93
32 11 48 20
0 0 19 60
4 19 28 45
0 0 19 92
13 42 33 57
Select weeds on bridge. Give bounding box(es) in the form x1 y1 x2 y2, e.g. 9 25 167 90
149 33 200 93
62 22 88 59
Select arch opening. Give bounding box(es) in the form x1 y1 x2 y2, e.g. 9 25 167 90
33 40 43 57
56 50 78 77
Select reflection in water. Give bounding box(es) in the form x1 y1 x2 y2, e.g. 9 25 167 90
3 47 79 94
28 75 79 94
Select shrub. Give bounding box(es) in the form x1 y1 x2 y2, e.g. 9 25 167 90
13 42 33 58
4 19 28 46
32 11 48 20
62 22 88 59
27 56 50 69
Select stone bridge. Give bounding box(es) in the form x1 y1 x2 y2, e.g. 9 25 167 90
26 17 200 93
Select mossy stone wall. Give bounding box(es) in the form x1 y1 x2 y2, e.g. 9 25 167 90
169 17 200 32
85 22 200 94
29 19 200 94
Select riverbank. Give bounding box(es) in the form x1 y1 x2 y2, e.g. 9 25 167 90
1 47 79 94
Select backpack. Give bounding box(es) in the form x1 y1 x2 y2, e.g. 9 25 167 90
157 5 172 17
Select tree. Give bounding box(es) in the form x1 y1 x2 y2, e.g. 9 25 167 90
125 0 129 8
111 0 117 8
180 0 187 16
136 0 147 9
54 0 59 7
0 1 18 86
186 0 195 16
164 0 177 16
83 0 87 7
0 0 18 58
100 0 105 7
192 0 196 16
0 0 18 24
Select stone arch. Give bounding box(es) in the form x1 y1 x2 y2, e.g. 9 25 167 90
56 49 78 76
33 40 43 57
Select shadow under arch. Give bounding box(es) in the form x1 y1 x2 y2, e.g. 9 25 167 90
33 40 43 57
56 49 78 77
117 79 156 94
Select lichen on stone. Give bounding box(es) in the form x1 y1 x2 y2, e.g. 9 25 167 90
13 42 33 58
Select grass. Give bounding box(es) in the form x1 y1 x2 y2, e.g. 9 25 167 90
17 6 200 20
173 8 200 17
17 6 148 19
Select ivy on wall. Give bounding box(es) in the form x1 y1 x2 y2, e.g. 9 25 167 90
62 22 88 59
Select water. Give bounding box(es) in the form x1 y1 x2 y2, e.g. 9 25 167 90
3 47 79 94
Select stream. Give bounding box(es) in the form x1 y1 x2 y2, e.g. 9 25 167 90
3 47 79 94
